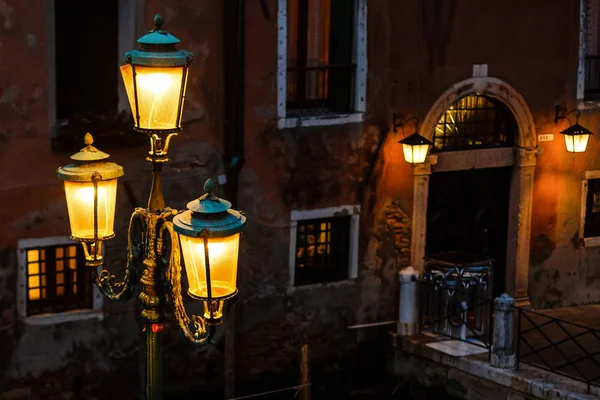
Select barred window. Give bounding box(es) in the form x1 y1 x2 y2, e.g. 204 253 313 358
433 95 516 152
23 243 93 316
284 0 360 117
294 216 351 286
584 0 600 100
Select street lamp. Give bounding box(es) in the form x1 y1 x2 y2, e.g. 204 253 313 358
55 15 246 400
392 113 433 165
554 104 594 153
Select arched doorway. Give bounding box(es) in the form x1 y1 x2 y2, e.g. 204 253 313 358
410 77 538 306
426 95 516 296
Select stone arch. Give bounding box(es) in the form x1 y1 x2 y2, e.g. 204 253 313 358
410 77 538 306
420 77 537 148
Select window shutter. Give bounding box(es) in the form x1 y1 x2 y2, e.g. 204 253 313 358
328 0 354 112
586 0 600 56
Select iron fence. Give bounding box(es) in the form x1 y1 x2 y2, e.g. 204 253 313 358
286 64 356 116
516 307 600 393
585 55 600 101
418 279 494 356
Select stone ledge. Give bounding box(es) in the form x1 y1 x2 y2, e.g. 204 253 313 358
391 333 600 400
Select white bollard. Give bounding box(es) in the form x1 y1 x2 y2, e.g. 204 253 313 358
398 266 419 336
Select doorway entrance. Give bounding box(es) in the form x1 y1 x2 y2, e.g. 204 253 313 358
411 77 538 305
426 167 512 297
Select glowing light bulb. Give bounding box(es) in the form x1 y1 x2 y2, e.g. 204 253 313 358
138 73 172 94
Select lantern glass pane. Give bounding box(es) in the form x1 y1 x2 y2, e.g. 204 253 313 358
402 143 430 164
64 179 118 240
179 233 240 299
564 133 590 153
120 64 186 131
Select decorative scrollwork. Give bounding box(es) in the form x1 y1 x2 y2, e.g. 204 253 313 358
160 221 214 344
94 210 145 301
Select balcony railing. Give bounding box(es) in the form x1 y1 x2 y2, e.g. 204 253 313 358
286 64 356 117
585 55 600 101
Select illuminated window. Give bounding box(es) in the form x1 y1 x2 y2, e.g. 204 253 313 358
433 95 516 152
294 216 350 285
289 205 360 287
23 243 92 316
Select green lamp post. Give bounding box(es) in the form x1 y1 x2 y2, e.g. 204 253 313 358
56 15 246 400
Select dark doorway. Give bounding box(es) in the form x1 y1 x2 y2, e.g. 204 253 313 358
426 167 512 297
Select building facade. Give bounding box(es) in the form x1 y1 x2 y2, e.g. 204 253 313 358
1 0 599 398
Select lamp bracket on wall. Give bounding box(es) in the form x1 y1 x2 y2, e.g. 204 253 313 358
392 113 420 137
554 104 580 125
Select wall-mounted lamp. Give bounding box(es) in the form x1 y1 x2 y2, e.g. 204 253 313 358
393 113 432 165
554 105 594 153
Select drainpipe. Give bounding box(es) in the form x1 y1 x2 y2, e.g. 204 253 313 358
223 0 246 208
223 1 245 397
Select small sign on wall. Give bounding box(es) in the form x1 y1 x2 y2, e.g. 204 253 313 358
538 134 554 142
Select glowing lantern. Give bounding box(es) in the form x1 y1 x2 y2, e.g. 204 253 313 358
560 123 593 153
399 132 433 164
57 133 123 266
173 179 246 323
120 14 193 133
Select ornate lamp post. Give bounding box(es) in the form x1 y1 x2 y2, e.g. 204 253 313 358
56 15 246 400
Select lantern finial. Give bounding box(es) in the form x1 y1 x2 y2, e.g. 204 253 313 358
84 132 94 147
204 179 215 193
153 13 164 31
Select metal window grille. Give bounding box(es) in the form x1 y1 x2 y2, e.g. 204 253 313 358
286 0 356 116
25 243 93 316
585 0 600 100
294 216 350 286
433 95 516 152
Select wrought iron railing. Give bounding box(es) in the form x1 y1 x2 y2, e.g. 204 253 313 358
286 64 356 116
585 55 600 101
418 280 494 355
516 307 600 393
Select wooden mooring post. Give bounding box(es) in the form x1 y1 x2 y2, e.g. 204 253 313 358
299 344 311 400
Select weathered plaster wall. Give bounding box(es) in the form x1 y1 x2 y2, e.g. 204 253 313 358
0 1 230 397
3 0 600 397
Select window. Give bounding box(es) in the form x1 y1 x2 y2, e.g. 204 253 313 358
17 237 102 323
289 206 360 287
48 0 143 151
433 95 516 152
277 0 367 128
580 0 600 101
580 171 600 246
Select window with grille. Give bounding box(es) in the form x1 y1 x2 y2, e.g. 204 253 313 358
285 0 357 116
23 242 93 317
294 216 351 286
433 95 516 152
584 0 600 100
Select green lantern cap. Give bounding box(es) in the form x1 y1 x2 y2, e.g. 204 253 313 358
123 13 193 67
173 179 247 238
57 133 124 182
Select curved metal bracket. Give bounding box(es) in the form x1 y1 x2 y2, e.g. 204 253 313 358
392 113 420 138
160 221 214 344
93 209 145 301
554 104 581 125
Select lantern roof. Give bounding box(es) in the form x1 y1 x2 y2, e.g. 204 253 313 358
123 13 193 67
560 123 594 136
398 132 433 146
173 179 247 238
57 133 124 182
137 14 181 46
